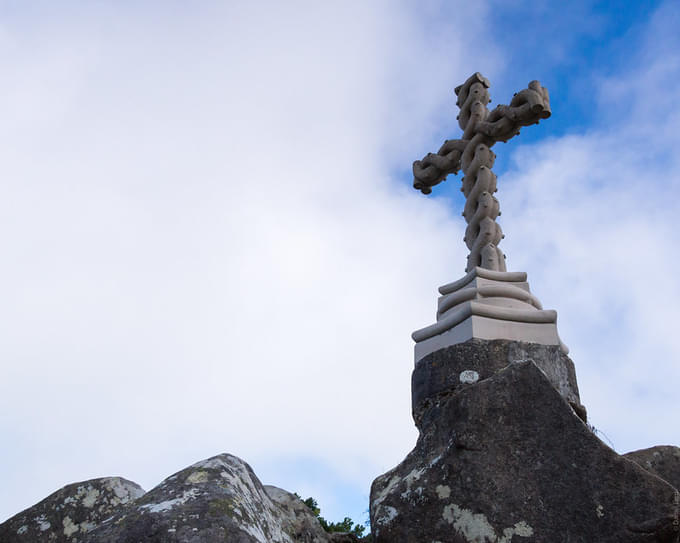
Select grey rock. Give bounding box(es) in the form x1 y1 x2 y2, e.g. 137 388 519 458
412 339 586 425
83 453 331 543
0 454 342 543
264 485 333 543
262 487 359 542
370 358 679 542
0 476 144 543
625 446 680 490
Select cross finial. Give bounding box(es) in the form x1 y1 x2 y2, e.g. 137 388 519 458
413 73 551 272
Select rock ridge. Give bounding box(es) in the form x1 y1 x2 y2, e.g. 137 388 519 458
0 453 359 543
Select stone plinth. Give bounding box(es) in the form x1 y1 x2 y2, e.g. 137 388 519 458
412 267 566 363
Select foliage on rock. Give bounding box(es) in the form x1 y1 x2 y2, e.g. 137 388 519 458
299 496 370 541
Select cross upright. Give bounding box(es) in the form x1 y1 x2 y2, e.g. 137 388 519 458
413 73 551 273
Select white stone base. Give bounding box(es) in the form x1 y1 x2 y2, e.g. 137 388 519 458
412 267 567 363
414 315 563 363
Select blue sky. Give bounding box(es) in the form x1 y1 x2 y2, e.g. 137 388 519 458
1 0 679 532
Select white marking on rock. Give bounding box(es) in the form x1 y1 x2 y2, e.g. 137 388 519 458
104 477 145 503
192 456 235 471
82 487 100 508
34 515 51 532
400 467 427 501
209 458 292 543
372 473 401 508
140 488 201 513
443 504 496 541
435 485 451 499
16 525 28 535
596 504 604 518
407 468 425 485
502 521 533 539
428 454 443 467
460 370 479 384
375 505 399 526
442 503 533 542
63 516 78 537
186 470 209 484
152 455 294 543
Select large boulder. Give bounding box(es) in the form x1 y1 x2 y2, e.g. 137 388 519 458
0 453 343 543
370 354 679 542
411 340 586 424
84 453 333 542
0 477 144 543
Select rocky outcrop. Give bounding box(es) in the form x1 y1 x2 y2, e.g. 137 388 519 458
0 476 144 543
412 339 585 423
625 446 680 491
264 485 338 543
0 454 352 543
370 351 680 542
86 453 327 542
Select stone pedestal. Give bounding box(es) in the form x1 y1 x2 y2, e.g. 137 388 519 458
412 267 567 363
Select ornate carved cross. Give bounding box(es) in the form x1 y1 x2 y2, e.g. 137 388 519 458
413 73 551 273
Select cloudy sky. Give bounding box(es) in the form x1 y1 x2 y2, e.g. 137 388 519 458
2 0 679 527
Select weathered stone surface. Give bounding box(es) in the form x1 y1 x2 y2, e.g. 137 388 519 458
371 360 679 542
0 453 348 543
0 476 144 543
264 485 333 543
625 446 680 490
412 339 586 425
263 487 359 542
83 453 330 543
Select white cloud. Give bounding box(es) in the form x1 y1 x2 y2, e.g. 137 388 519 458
0 0 500 523
3 0 677 528
500 2 680 453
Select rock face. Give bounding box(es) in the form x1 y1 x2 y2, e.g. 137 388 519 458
0 453 354 543
0 477 144 543
86 453 328 543
625 446 680 491
412 340 585 423
370 344 680 542
263 485 339 543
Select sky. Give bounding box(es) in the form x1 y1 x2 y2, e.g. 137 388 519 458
1 0 679 529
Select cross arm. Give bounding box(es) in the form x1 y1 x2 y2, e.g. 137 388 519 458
475 81 551 143
412 78 550 195
413 139 467 194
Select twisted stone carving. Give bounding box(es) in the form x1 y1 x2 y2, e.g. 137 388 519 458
413 73 551 272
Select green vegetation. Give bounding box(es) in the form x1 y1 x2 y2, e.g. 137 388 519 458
297 495 371 541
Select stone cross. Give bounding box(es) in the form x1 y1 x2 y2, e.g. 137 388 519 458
413 73 551 273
